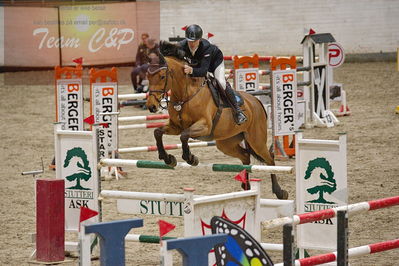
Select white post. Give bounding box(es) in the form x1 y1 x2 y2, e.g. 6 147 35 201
341 89 348 115
324 43 333 116
183 188 195 237
54 123 63 184
99 112 120 180
338 132 348 204
302 38 314 128
79 223 92 266
249 179 262 240
159 240 173 266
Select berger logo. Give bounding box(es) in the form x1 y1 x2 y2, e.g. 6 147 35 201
304 157 337 204
64 147 92 190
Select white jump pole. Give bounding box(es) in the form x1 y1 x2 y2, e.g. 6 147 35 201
99 158 294 174
117 141 216 154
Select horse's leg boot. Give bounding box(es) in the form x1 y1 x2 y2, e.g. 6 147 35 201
225 83 247 125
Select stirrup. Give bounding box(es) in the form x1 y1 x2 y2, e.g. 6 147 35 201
235 112 247 125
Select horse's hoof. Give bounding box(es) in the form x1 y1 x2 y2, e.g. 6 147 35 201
165 155 177 167
276 190 289 200
187 155 199 166
240 182 251 191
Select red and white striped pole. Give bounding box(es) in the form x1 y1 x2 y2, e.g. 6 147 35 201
223 55 272 62
118 91 171 100
263 196 399 229
275 239 399 266
118 122 167 130
118 114 169 122
225 69 270 75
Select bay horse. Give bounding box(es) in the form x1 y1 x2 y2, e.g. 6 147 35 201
145 43 288 199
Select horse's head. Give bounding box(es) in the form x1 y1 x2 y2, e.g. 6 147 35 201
146 41 187 112
146 51 169 113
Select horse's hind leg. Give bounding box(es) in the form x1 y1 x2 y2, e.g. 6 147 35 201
244 128 289 200
215 134 251 190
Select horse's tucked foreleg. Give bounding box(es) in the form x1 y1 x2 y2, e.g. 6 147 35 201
180 120 210 166
154 125 180 167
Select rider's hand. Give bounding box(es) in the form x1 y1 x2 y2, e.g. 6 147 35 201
183 64 193 75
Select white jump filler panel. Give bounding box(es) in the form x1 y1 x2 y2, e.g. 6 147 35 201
272 69 298 136
295 132 347 251
54 124 100 232
234 68 259 92
91 82 118 153
56 78 84 131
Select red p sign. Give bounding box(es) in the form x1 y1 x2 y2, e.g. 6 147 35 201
328 43 345 68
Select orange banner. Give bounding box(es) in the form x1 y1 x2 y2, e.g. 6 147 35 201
4 6 60 67
3 2 160 67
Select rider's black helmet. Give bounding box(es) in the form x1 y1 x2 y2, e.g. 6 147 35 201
185 24 203 41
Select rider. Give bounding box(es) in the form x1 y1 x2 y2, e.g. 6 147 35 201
178 24 247 125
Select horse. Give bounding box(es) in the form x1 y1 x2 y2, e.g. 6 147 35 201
145 43 288 199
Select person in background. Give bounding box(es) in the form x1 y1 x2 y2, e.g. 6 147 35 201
131 34 159 93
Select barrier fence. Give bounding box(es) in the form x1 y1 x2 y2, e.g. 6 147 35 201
275 239 399 266
117 141 216 154
262 195 399 229
99 158 294 174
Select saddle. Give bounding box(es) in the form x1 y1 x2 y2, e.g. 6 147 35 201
194 75 244 142
206 75 244 108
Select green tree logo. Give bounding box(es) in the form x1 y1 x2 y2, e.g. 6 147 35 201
63 147 91 190
304 157 337 204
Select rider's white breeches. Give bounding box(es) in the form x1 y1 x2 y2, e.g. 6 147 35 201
213 61 226 90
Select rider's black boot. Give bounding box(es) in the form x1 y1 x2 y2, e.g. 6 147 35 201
225 83 247 125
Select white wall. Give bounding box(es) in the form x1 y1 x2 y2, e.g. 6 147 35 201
160 0 399 56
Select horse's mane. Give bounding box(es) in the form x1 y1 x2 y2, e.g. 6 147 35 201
159 41 186 62
148 41 187 74
158 42 204 85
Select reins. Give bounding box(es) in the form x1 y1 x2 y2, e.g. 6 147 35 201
147 55 205 113
171 74 204 112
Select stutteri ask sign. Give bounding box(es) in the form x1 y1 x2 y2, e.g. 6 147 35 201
295 132 347 251
117 199 184 217
272 69 297 136
54 125 99 231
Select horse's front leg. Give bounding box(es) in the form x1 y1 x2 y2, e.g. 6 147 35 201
180 119 210 166
154 124 181 167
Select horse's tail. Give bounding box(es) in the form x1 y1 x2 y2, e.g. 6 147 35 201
244 140 267 164
243 95 273 164
254 96 268 119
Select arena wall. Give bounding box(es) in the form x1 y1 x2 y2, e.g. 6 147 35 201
1 0 398 68
159 0 399 56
